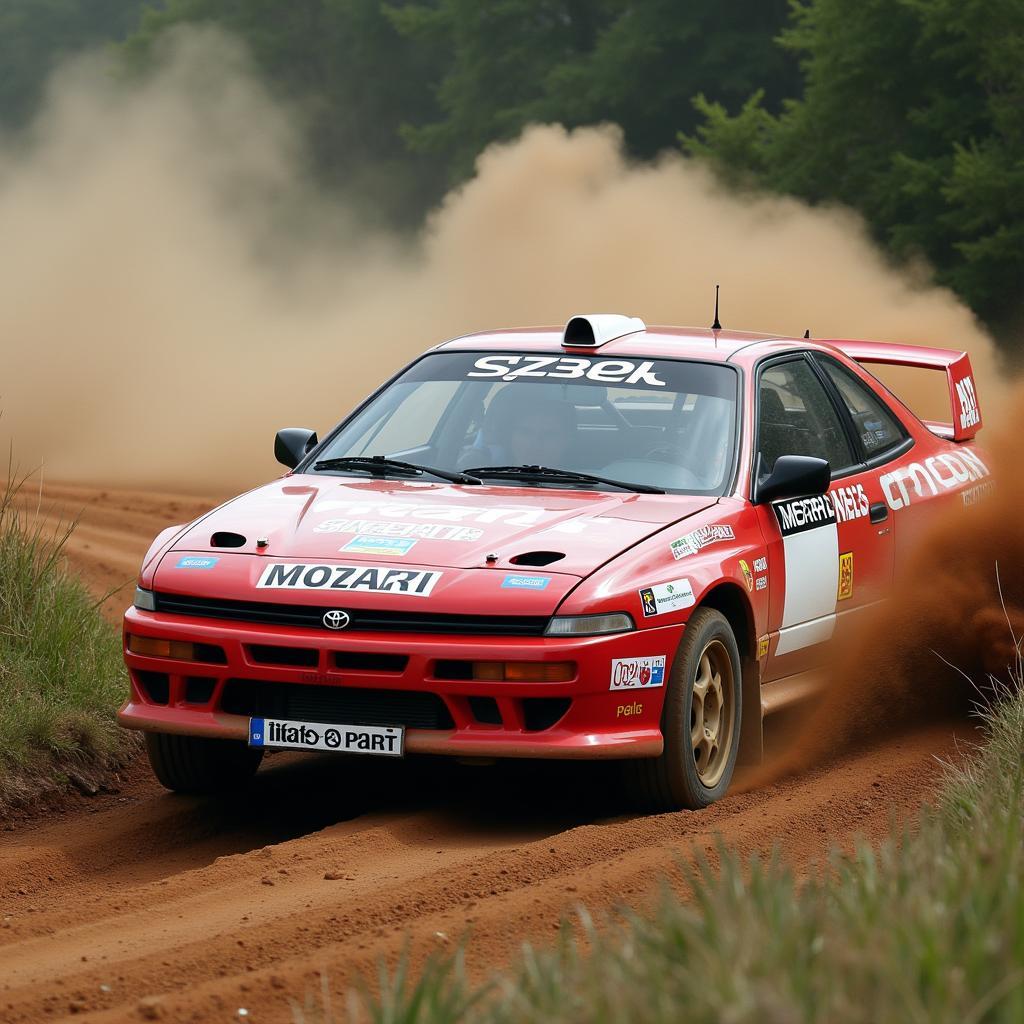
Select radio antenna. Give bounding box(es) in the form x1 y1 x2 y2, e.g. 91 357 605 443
803 328 810 338
711 284 722 331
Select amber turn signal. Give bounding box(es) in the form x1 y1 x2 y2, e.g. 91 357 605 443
471 661 574 682
127 635 196 660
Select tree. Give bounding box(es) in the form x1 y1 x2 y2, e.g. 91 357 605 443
685 0 1024 333
0 0 149 132
393 0 798 184
123 0 449 225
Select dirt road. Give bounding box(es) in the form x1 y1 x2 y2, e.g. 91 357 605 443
0 485 971 1023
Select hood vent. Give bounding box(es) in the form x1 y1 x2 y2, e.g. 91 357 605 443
509 550 565 567
211 531 247 548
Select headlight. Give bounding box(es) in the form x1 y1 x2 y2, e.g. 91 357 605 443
133 586 157 611
545 612 634 637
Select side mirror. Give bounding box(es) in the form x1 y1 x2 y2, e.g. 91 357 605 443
275 428 318 469
754 455 830 505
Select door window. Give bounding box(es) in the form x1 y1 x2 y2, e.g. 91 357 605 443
757 359 855 479
817 357 906 459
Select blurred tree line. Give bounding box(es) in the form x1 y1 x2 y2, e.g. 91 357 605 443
1 0 1019 333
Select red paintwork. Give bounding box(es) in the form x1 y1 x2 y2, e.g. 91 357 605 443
119 324 990 760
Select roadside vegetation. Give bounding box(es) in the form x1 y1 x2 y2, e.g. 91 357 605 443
0 474 128 808
301 684 1024 1023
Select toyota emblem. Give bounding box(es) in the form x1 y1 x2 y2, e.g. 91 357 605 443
322 609 350 630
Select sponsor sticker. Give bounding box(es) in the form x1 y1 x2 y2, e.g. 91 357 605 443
610 656 666 690
175 555 218 569
956 375 980 430
638 578 696 617
773 494 837 536
341 535 417 557
501 574 550 590
467 355 666 388
837 551 854 601
616 701 643 718
316 517 484 541
757 636 770 660
755 576 768 591
256 562 441 597
316 501 545 527
753 556 767 573
249 717 403 757
669 524 736 560
962 480 995 507
739 559 753 592
880 449 989 510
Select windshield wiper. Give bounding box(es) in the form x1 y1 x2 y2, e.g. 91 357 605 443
463 464 664 494
313 456 481 485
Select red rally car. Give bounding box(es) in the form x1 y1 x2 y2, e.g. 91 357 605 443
120 314 988 809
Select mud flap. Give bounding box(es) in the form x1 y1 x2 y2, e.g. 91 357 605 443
738 654 763 765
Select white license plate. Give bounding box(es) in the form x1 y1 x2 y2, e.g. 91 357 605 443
248 717 404 757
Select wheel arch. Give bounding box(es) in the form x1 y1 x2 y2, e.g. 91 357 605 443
693 582 762 765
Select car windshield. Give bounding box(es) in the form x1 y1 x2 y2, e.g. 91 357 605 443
310 351 739 494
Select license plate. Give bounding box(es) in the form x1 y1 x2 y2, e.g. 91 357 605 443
248 717 404 757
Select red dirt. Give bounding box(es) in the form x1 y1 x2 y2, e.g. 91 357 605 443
0 484 972 1023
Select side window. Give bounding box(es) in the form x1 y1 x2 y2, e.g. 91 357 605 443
757 358 855 479
817 357 906 459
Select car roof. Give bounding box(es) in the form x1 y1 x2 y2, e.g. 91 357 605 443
435 324 838 367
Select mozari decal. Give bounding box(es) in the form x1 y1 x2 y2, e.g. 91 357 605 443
257 563 441 597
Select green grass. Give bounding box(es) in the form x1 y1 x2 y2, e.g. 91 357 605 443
305 685 1024 1024
0 473 129 807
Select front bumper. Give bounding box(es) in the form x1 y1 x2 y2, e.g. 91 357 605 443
119 606 682 760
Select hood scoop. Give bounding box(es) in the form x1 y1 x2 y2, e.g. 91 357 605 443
211 531 247 548
509 550 565 567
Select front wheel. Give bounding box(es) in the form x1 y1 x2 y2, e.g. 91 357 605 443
623 607 742 811
145 732 263 794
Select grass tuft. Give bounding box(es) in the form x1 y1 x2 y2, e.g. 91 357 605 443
0 471 130 808
302 683 1024 1024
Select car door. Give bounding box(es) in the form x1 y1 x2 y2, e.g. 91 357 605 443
754 354 896 680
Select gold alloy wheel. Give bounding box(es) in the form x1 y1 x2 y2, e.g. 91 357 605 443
690 638 735 788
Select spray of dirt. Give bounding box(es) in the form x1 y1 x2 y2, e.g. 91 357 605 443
766 402 1024 780
0 28 1005 491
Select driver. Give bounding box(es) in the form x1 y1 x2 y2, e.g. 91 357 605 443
507 398 574 466
467 387 575 467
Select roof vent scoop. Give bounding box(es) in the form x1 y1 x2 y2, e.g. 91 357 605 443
563 313 646 348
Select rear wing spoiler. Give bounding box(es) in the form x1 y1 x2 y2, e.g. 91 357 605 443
825 340 982 442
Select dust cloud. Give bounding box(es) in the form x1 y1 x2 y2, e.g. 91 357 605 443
0 28 1005 491
766 403 1022 781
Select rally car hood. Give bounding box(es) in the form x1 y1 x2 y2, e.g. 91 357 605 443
164 475 716 580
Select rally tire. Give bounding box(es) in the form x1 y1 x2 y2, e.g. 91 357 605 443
144 732 263 794
624 607 742 811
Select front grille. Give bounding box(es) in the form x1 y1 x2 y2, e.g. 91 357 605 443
220 680 454 730
154 592 549 636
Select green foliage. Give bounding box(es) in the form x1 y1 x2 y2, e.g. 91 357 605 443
684 0 1024 331
391 0 797 185
0 475 127 803
123 0 449 225
295 687 1024 1023
0 0 149 131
